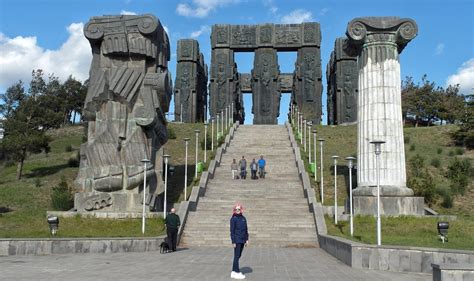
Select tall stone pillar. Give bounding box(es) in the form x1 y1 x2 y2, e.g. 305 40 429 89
251 48 280 124
346 17 424 215
209 48 237 119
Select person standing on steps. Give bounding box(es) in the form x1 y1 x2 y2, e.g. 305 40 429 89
231 159 239 179
165 208 180 252
258 155 266 178
250 158 258 180
230 204 248 280
238 156 247 180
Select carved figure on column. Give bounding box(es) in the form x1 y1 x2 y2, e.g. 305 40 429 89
346 17 423 215
75 14 172 212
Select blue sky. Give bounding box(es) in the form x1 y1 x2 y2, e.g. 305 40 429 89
1 0 473 124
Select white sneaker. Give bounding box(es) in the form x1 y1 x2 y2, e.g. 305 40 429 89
235 272 246 279
231 271 238 279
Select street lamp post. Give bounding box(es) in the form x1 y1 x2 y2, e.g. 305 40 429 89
319 138 325 204
184 138 190 200
163 155 170 219
345 156 356 236
313 130 317 182
180 104 183 123
300 114 303 145
308 122 312 163
140 158 151 234
332 155 339 224
204 122 208 163
216 114 220 144
194 130 200 179
371 140 385 246
221 111 224 135
231 103 234 125
211 117 215 151
303 119 307 152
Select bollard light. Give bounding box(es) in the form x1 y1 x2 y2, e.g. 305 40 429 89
47 216 59 236
163 155 170 219
332 155 339 224
184 138 190 200
319 138 325 204
370 140 385 246
345 156 356 236
437 222 449 243
140 158 151 233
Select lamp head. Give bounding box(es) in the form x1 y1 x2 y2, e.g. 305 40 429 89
370 140 385 155
140 158 151 163
345 156 356 168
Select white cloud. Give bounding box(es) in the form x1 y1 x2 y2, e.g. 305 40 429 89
281 9 314 24
263 0 278 14
0 23 91 90
446 58 474 95
190 25 211 38
435 43 444 55
120 10 137 15
319 8 328 16
176 0 240 18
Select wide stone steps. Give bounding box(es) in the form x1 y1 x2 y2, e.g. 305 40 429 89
180 125 317 247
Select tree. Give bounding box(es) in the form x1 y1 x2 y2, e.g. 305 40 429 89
0 81 26 118
62 76 87 125
438 85 465 125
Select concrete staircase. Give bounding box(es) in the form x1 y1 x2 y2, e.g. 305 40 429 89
180 125 318 247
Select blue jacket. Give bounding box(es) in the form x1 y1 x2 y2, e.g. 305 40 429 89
230 214 248 244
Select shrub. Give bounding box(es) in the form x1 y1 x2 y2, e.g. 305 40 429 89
446 158 472 195
437 147 443 154
455 147 464 155
4 160 15 167
430 158 441 168
67 152 80 167
34 178 42 187
409 144 416 151
168 127 176 139
51 176 74 211
217 135 225 146
448 150 455 156
408 172 436 205
404 136 410 144
200 133 212 150
409 154 425 177
441 192 454 208
65 144 73 152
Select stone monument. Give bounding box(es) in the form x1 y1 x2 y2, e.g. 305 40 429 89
74 14 172 213
210 23 322 124
346 17 424 215
326 37 358 125
174 39 208 123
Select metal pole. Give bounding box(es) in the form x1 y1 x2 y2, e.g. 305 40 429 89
303 119 307 152
371 140 385 246
308 123 312 163
231 103 234 124
346 157 356 236
300 115 303 145
204 123 208 163
184 138 190 200
141 159 150 234
319 139 325 204
332 156 339 224
195 130 200 179
313 130 317 182
180 104 183 123
163 155 170 219
211 118 214 151
216 114 219 143
221 111 224 135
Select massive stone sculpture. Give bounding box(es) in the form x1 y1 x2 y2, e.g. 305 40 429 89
346 17 424 215
252 48 280 124
326 37 358 125
174 39 208 123
210 23 322 124
75 14 172 212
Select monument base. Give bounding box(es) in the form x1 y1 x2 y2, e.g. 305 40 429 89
353 196 424 216
74 192 156 213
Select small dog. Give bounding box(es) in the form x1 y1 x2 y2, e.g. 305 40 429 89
160 238 170 254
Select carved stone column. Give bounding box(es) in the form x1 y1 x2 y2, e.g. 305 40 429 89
251 48 280 124
209 48 237 120
346 17 424 215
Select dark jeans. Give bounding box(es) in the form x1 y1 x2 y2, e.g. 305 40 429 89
232 243 245 272
251 169 257 179
167 227 178 251
259 167 265 178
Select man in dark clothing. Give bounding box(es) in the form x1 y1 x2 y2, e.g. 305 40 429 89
238 156 247 180
250 159 258 180
165 208 180 252
230 204 248 279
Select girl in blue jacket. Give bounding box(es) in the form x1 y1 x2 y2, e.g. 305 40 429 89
230 204 248 279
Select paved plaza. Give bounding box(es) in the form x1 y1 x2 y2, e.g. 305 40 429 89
0 247 431 281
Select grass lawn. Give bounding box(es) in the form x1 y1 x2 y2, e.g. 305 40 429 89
324 215 474 251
